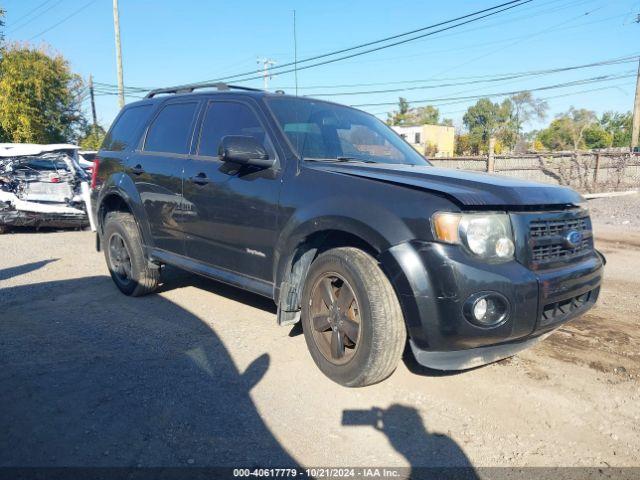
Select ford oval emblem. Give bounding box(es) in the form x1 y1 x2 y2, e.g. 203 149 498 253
565 230 583 248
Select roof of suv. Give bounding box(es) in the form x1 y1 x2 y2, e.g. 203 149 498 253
145 82 276 100
123 82 298 110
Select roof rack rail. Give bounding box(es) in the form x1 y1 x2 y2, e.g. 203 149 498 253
144 82 264 99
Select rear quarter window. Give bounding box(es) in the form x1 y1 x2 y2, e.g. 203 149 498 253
102 104 153 152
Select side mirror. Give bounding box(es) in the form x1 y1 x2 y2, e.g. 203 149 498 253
218 135 274 168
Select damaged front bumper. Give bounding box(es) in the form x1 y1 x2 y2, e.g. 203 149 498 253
0 206 88 229
0 145 95 232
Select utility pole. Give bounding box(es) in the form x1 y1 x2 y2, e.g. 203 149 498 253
632 15 640 149
632 55 640 150
88 74 98 133
257 57 276 90
112 0 125 109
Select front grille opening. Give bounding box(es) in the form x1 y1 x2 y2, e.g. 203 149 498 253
527 214 593 267
531 239 591 262
541 289 594 326
530 217 588 238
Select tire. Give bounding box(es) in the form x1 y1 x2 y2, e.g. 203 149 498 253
103 211 159 297
301 247 406 387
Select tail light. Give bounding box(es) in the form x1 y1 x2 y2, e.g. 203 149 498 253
91 158 100 189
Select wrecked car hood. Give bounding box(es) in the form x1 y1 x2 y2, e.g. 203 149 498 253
308 162 582 207
0 143 79 157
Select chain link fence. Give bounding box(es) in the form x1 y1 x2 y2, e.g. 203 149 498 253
429 153 640 193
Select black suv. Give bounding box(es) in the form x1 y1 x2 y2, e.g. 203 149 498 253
92 83 604 387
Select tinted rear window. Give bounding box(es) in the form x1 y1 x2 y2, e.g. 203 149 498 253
102 105 153 152
144 102 198 154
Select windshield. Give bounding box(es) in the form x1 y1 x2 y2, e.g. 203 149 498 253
266 97 430 166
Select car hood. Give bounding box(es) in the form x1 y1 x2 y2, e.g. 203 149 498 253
307 162 583 207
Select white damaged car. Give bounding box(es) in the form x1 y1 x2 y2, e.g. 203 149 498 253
0 143 96 233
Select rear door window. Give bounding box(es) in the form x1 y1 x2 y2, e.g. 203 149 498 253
102 104 153 151
144 102 199 155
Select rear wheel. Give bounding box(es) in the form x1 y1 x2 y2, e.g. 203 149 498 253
103 211 159 296
301 247 406 387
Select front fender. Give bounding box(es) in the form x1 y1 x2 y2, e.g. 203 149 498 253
273 195 411 291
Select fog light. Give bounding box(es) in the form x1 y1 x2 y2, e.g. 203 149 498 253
464 292 510 327
473 298 488 321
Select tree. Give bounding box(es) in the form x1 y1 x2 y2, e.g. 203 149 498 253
78 124 106 150
536 107 597 151
0 8 5 47
462 98 511 153
562 107 597 150
583 125 612 149
537 117 573 151
509 91 548 140
454 133 472 155
388 98 441 126
599 111 632 147
0 44 86 143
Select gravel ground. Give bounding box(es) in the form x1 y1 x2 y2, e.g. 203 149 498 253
0 202 639 475
588 192 640 233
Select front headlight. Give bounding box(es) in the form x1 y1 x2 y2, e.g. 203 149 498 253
432 212 515 261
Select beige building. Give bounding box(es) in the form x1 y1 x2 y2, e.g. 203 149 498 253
392 124 455 157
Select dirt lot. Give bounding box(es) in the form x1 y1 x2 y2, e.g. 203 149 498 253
1 196 639 473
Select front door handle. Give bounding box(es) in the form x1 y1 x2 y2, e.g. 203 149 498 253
130 164 145 175
190 172 212 185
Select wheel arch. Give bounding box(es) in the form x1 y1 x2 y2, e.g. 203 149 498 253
96 173 153 250
273 216 392 325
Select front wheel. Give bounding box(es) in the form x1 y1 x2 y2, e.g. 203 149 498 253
301 247 406 387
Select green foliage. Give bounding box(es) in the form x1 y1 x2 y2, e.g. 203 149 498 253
79 124 106 150
454 133 476 155
0 44 86 143
0 8 5 46
462 98 512 153
459 92 547 153
536 107 597 151
583 125 612 149
388 98 441 126
537 117 575 150
599 111 632 147
509 91 548 138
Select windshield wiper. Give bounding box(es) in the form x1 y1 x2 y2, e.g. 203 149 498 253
305 157 377 164
335 156 377 163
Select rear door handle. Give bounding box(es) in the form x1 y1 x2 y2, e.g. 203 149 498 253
130 164 145 175
190 172 212 185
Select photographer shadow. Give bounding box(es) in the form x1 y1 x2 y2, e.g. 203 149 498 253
0 274 295 468
343 405 478 479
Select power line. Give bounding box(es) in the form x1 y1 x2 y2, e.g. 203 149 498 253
351 72 637 108
7 0 54 27
195 0 533 85
282 54 638 91
272 0 590 74
28 0 99 40
277 8 633 89
368 82 635 119
7 0 65 33
305 56 639 97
